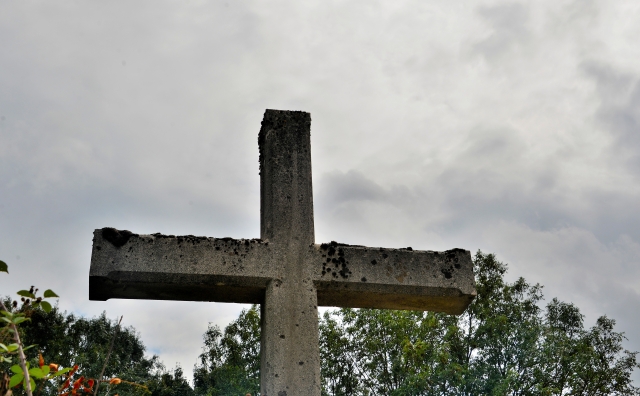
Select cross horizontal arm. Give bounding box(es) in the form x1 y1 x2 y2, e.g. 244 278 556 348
309 243 476 315
89 228 276 303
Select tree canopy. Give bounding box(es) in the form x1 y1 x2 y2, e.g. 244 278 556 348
1 306 193 396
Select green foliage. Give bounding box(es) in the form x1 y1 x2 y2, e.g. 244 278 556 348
193 305 260 396
1 262 61 396
0 301 200 396
0 305 146 395
25 309 154 392
1 260 197 396
146 365 195 396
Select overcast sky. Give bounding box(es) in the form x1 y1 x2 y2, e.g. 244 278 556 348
1 0 639 385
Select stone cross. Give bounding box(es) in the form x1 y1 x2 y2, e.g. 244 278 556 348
89 109 476 396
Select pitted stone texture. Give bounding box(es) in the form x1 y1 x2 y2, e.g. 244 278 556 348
258 110 321 395
89 109 476 396
259 109 314 246
90 228 275 303
91 230 476 314
312 243 476 314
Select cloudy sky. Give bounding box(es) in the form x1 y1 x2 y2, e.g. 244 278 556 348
1 0 639 384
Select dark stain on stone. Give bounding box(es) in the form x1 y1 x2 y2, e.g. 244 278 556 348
102 228 137 248
444 249 463 270
278 391 287 396
361 277 367 282
371 259 377 265
280 334 285 339
298 361 304 365
441 268 453 279
382 253 388 259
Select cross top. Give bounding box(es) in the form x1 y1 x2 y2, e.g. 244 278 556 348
89 109 476 396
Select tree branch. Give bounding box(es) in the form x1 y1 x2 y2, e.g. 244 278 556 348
93 316 122 396
0 300 32 396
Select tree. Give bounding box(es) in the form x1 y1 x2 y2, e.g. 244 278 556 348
146 365 194 396
1 301 196 396
193 305 260 396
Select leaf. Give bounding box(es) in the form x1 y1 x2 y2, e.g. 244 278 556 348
10 364 23 374
0 310 13 317
9 373 23 388
23 344 36 351
1 317 12 324
12 316 28 325
0 343 8 352
17 290 36 299
30 378 36 392
41 365 50 376
29 367 44 379
52 367 72 377
0 260 7 273
40 300 52 313
43 289 59 298
7 343 19 352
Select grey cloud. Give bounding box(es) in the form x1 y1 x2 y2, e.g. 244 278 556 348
318 170 389 206
582 62 640 170
473 3 532 60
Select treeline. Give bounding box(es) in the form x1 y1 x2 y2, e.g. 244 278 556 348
0 306 194 396
3 252 639 395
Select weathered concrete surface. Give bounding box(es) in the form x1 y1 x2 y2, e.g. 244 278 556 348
91 231 475 315
94 228 475 314
259 109 314 246
312 243 475 314
89 229 275 303
258 110 321 395
89 109 477 396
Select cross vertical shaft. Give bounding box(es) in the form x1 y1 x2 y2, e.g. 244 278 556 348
258 110 321 395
